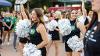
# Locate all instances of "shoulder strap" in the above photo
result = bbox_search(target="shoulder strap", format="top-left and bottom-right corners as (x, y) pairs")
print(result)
(84, 17), (89, 25)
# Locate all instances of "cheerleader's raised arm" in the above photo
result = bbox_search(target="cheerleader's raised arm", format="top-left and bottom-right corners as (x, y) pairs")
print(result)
(20, 5), (28, 19)
(76, 21), (86, 40)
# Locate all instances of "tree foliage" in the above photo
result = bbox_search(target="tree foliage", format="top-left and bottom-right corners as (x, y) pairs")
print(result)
(85, 1), (92, 13)
(29, 0), (52, 9)
(6, 0), (52, 10)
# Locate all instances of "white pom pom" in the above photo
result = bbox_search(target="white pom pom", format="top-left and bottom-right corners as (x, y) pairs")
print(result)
(58, 19), (72, 36)
(67, 35), (84, 51)
(46, 20), (58, 31)
(15, 19), (31, 38)
(23, 43), (42, 56)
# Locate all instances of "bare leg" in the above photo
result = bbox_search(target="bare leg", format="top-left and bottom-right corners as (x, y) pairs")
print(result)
(7, 31), (11, 42)
(72, 52), (80, 56)
(66, 52), (72, 56)
(2, 31), (7, 43)
(18, 42), (24, 56)
(55, 41), (61, 56)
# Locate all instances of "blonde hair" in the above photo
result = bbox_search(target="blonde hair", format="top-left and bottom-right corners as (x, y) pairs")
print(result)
(55, 10), (61, 19)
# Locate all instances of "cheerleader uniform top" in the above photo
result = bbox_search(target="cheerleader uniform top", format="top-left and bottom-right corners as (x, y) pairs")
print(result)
(29, 23), (43, 45)
(49, 19), (60, 40)
(65, 19), (80, 52)
(29, 23), (46, 56)
(65, 20), (80, 41)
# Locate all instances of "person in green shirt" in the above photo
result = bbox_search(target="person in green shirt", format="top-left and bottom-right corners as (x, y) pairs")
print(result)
(10, 14), (17, 31)
(10, 11), (18, 49)
(2, 12), (12, 45)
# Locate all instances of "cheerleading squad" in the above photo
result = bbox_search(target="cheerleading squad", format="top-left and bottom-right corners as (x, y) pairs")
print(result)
(1, 0), (100, 56)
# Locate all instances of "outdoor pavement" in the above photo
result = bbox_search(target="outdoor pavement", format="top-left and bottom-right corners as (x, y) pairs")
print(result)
(0, 33), (66, 56)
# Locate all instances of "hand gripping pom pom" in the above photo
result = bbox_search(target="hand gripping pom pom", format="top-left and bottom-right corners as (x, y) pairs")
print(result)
(58, 19), (72, 36)
(23, 43), (42, 56)
(67, 35), (84, 51)
(46, 20), (58, 31)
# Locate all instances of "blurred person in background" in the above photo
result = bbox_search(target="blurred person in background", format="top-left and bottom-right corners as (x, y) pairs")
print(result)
(65, 10), (71, 19)
(2, 11), (12, 45)
(87, 10), (93, 22)
(45, 10), (62, 56)
(0, 12), (4, 48)
(77, 0), (89, 29)
(10, 11), (18, 50)
(58, 11), (71, 42)
(0, 12), (4, 39)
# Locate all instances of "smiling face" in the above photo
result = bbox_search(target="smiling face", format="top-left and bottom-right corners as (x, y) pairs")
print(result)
(92, 0), (100, 12)
(31, 10), (37, 21)
(70, 10), (77, 20)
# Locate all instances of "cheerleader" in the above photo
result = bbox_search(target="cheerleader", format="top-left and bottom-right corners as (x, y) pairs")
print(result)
(15, 5), (30, 56)
(77, 0), (89, 28)
(43, 12), (53, 56)
(58, 11), (71, 43)
(47, 11), (61, 56)
(64, 10), (86, 56)
(29, 8), (49, 56)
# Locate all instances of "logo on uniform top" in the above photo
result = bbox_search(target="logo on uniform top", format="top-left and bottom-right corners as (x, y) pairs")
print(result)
(30, 29), (35, 34)
(71, 25), (75, 30)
